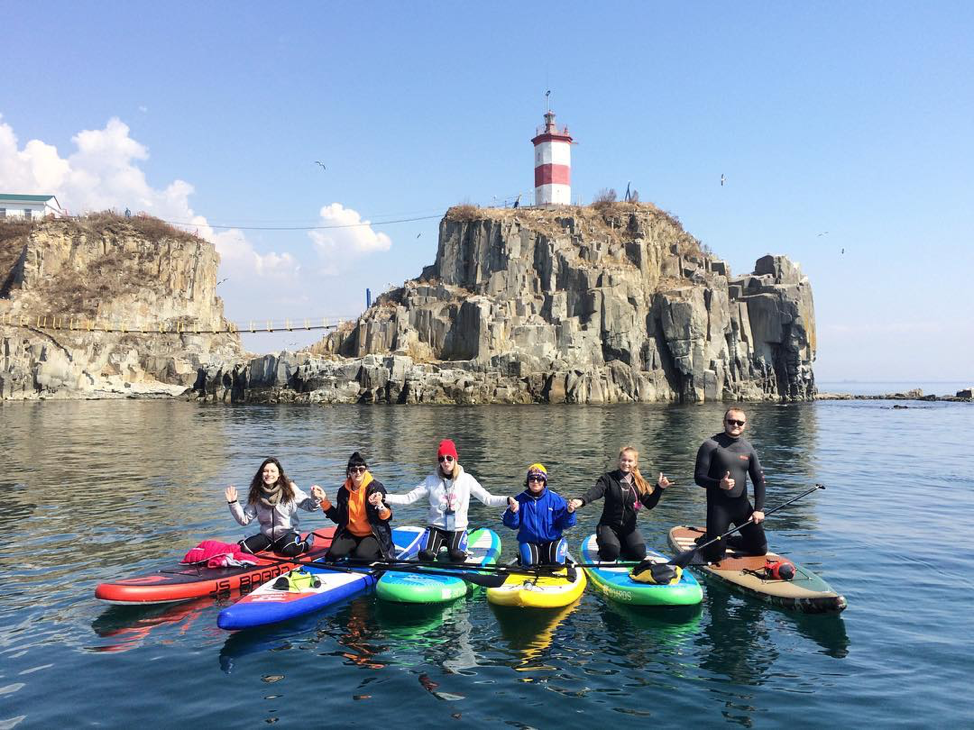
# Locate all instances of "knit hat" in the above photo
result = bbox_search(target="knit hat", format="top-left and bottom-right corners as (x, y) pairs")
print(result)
(347, 451), (368, 471)
(437, 439), (458, 460)
(525, 463), (548, 485)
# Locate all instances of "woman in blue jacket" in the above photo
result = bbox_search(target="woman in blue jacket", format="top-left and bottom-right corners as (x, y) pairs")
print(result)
(502, 463), (577, 565)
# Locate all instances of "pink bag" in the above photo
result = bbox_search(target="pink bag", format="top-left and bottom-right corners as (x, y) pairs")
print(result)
(182, 540), (259, 568)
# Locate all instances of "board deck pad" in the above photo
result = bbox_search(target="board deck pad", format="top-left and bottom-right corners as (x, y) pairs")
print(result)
(668, 525), (846, 613)
(94, 528), (337, 604)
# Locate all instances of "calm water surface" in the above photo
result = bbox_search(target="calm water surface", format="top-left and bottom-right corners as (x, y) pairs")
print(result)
(1, 400), (972, 727)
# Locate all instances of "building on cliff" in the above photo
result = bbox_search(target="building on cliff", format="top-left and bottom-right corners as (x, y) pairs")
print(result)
(0, 194), (63, 220)
(532, 112), (573, 205)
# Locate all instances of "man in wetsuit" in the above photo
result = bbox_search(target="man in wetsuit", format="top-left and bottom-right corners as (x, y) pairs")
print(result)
(694, 407), (767, 562)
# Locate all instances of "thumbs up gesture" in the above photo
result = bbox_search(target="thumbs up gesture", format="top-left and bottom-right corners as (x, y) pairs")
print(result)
(720, 471), (735, 490)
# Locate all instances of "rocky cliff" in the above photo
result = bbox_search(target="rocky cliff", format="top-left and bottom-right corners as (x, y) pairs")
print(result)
(197, 204), (815, 404)
(0, 214), (242, 399)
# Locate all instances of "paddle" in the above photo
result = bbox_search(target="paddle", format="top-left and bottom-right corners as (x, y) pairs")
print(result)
(251, 546), (509, 588)
(670, 483), (826, 568)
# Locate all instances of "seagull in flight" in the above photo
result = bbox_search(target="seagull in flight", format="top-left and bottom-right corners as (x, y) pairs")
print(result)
(217, 277), (229, 286)
(817, 231), (829, 237)
(720, 174), (725, 187)
(314, 161), (326, 170)
(416, 233), (422, 238)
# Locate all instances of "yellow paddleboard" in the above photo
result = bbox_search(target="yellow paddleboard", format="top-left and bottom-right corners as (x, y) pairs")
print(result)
(486, 561), (586, 609)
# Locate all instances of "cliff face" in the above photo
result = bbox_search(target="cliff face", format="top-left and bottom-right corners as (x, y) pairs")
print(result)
(199, 204), (814, 405)
(0, 215), (242, 399)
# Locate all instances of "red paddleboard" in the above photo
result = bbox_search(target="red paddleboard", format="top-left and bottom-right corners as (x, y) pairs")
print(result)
(94, 528), (335, 605)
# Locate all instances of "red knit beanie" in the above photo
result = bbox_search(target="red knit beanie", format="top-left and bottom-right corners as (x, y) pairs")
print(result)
(437, 439), (458, 460)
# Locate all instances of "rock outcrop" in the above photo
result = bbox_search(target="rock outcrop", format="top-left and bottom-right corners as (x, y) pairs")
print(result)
(197, 204), (815, 404)
(0, 214), (242, 399)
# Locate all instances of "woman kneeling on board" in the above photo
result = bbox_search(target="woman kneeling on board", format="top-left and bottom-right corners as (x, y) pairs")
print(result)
(311, 452), (394, 562)
(503, 463), (577, 565)
(568, 446), (672, 561)
(384, 439), (515, 562)
(225, 457), (321, 556)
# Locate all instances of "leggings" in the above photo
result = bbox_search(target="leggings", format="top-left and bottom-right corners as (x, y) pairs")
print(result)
(596, 523), (647, 561)
(703, 498), (767, 562)
(327, 532), (382, 562)
(240, 530), (311, 557)
(419, 527), (467, 563)
(519, 538), (567, 566)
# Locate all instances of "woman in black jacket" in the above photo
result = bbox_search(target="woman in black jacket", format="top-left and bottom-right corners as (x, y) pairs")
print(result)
(311, 452), (394, 561)
(569, 446), (671, 561)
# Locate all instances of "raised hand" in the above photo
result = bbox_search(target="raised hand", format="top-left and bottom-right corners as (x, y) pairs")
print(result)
(225, 486), (237, 502)
(720, 471), (735, 490)
(657, 472), (672, 489)
(507, 496), (519, 513)
(369, 492), (384, 507)
(568, 498), (583, 512)
(310, 484), (325, 501)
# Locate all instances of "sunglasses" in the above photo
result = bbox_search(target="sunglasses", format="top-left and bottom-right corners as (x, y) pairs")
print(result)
(438, 455), (455, 463)
(348, 466), (367, 474)
(726, 419), (746, 427)
(527, 475), (546, 483)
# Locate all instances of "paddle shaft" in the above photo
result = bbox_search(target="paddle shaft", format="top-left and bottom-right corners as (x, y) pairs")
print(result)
(248, 539), (507, 588)
(672, 483), (826, 567)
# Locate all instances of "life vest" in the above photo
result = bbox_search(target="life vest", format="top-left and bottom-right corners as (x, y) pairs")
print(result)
(630, 560), (682, 585)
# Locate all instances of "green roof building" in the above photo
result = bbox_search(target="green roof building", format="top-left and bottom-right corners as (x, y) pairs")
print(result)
(0, 194), (63, 220)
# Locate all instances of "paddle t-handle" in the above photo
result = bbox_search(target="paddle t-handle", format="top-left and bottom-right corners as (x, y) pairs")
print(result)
(671, 483), (826, 568)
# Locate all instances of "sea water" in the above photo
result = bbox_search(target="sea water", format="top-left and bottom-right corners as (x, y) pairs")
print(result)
(1, 399), (971, 727)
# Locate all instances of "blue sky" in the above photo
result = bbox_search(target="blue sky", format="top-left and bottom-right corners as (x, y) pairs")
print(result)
(2, 2), (972, 382)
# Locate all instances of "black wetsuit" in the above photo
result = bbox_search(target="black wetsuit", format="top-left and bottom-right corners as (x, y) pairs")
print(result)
(694, 433), (768, 562)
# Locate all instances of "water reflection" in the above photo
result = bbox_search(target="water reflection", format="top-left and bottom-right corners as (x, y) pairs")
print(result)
(490, 601), (580, 671)
(91, 599), (211, 653)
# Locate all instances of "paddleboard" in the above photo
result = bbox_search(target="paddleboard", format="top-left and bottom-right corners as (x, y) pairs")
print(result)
(668, 525), (847, 613)
(217, 526), (426, 630)
(486, 555), (586, 608)
(580, 533), (703, 607)
(94, 528), (336, 605)
(375, 528), (501, 604)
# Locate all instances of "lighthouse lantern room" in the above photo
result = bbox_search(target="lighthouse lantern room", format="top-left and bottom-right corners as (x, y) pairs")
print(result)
(532, 111), (573, 206)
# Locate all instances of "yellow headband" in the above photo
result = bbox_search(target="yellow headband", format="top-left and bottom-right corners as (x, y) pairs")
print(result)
(526, 462), (547, 475)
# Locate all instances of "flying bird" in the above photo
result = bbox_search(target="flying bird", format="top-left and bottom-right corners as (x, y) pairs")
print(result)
(217, 277), (229, 286)
(720, 174), (725, 187)
(416, 233), (422, 238)
(841, 248), (845, 254)
(817, 231), (829, 237)
(314, 161), (326, 170)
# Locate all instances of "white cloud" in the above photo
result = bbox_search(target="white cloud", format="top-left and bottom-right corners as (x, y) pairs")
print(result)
(309, 203), (392, 272)
(0, 114), (298, 282)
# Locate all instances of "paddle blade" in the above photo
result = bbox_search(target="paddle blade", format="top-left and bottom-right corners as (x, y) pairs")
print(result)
(458, 571), (508, 588)
(671, 545), (700, 569)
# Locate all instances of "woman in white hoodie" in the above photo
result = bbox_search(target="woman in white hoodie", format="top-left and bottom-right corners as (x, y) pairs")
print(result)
(381, 439), (514, 562)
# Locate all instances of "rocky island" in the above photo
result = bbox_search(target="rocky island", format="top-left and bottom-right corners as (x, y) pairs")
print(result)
(1, 204), (818, 404)
(201, 203), (816, 404)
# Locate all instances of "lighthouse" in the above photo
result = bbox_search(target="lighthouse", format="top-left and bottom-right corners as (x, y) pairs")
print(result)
(532, 111), (573, 206)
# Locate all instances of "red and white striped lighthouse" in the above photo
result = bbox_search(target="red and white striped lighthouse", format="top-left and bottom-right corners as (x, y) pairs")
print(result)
(532, 111), (573, 206)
